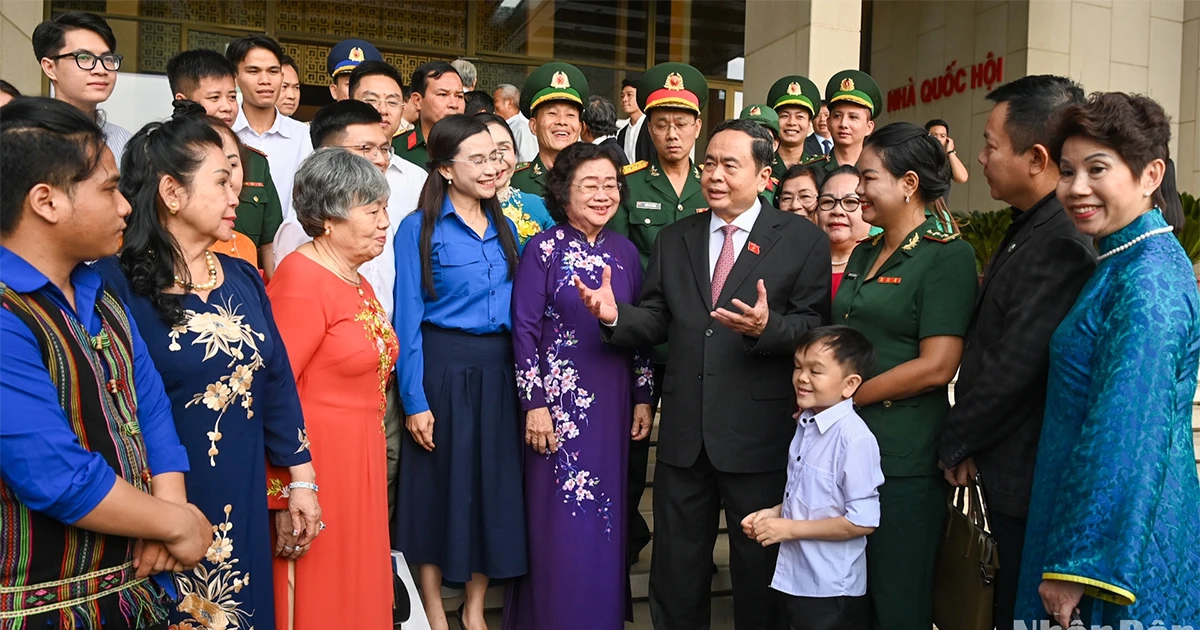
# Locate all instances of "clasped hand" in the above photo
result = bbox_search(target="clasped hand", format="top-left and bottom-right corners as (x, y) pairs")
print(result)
(133, 503), (213, 578)
(740, 505), (792, 546)
(711, 279), (770, 337)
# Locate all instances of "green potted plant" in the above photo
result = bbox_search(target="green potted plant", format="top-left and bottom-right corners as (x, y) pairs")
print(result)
(952, 209), (1013, 278)
(1177, 192), (1200, 269)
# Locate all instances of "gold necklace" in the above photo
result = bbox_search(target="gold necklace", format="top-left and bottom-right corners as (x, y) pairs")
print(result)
(315, 239), (364, 297)
(174, 251), (218, 291)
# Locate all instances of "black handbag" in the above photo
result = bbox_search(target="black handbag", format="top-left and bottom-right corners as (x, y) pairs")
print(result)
(933, 475), (999, 630)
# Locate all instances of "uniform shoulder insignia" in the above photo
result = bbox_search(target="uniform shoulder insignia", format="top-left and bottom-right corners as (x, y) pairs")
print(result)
(514, 162), (531, 172)
(696, 207), (709, 213)
(800, 154), (829, 166)
(244, 145), (268, 158)
(623, 160), (649, 175)
(766, 177), (778, 191)
(870, 233), (884, 246)
(922, 229), (960, 243)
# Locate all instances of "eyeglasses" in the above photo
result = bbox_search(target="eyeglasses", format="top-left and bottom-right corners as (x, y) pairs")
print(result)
(340, 144), (394, 159)
(450, 152), (506, 167)
(573, 182), (623, 196)
(817, 195), (861, 212)
(360, 96), (404, 110)
(650, 120), (696, 135)
(778, 192), (817, 207)
(48, 51), (122, 72)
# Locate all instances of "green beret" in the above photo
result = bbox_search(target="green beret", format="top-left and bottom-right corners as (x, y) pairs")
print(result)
(825, 70), (882, 119)
(520, 62), (589, 118)
(637, 62), (708, 114)
(738, 104), (779, 138)
(766, 76), (821, 116)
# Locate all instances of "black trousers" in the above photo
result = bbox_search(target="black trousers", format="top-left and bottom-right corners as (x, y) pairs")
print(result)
(648, 447), (787, 630)
(780, 593), (870, 630)
(626, 362), (663, 567)
(990, 510), (1027, 630)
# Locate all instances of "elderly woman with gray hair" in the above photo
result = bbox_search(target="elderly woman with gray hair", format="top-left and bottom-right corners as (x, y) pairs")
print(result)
(267, 147), (399, 629)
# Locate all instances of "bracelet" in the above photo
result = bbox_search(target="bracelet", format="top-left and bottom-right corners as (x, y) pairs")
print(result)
(287, 481), (318, 493)
(947, 149), (956, 155)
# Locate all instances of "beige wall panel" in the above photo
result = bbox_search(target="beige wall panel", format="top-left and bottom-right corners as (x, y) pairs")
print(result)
(968, 110), (995, 212)
(1150, 17), (1184, 125)
(807, 22), (860, 91)
(1181, 17), (1198, 121)
(1028, 0), (1072, 53)
(1186, 0), (1200, 22)
(1, 0), (44, 96)
(1151, 0), (1184, 22)
(1184, 120), (1200, 192)
(919, 0), (946, 35)
(873, 0), (895, 53)
(1007, 0), (1030, 55)
(1111, 0), (1151, 65)
(944, 1), (977, 63)
(745, 0), (809, 55)
(1027, 48), (1072, 77)
(814, 0), (861, 32)
(742, 30), (804, 103)
(1069, 2), (1113, 90)
(1078, 0), (1113, 7)
(1110, 60), (1149, 93)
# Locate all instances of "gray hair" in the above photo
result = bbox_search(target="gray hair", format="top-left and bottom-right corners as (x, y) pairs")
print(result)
(495, 83), (520, 106)
(583, 95), (619, 137)
(292, 148), (389, 238)
(451, 59), (478, 90)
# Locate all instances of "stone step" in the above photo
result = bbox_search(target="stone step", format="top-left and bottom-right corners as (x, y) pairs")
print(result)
(629, 532), (734, 601)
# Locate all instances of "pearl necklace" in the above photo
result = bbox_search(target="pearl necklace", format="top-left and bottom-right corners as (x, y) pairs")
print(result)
(831, 259), (849, 267)
(174, 251), (218, 291)
(1096, 226), (1174, 261)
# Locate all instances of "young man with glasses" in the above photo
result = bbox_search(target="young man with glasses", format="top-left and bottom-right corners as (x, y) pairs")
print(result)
(166, 48), (284, 277)
(33, 11), (132, 164)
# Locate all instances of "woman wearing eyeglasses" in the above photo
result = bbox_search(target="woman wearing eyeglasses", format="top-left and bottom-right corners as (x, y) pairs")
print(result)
(816, 165), (873, 295)
(505, 142), (653, 630)
(392, 114), (527, 630)
(478, 113), (556, 252)
(775, 163), (825, 221)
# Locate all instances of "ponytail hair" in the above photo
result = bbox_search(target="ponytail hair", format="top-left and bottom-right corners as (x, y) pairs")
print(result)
(416, 114), (519, 298)
(118, 114), (224, 325)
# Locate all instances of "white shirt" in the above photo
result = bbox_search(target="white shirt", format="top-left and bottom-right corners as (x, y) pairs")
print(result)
(817, 134), (833, 155)
(505, 112), (540, 164)
(273, 156), (427, 320)
(622, 114), (646, 163)
(233, 106), (314, 223)
(771, 399), (884, 598)
(100, 117), (132, 166)
(708, 200), (762, 279)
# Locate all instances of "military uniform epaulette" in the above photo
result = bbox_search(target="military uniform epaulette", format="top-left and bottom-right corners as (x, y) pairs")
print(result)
(923, 229), (959, 243)
(801, 154), (830, 166)
(245, 145), (268, 158)
(515, 162), (531, 172)
(766, 177), (778, 192)
(623, 160), (649, 175)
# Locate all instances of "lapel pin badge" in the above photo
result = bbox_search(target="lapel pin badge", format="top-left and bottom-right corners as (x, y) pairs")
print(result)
(747, 242), (760, 255)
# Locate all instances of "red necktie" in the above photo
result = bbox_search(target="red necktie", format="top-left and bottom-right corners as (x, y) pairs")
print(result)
(711, 224), (738, 307)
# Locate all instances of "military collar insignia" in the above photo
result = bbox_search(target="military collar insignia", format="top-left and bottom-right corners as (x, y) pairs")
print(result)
(650, 164), (660, 177)
(841, 77), (855, 92)
(407, 132), (418, 150)
(349, 47), (365, 62)
(551, 71), (570, 90)
(902, 231), (921, 251)
(664, 72), (685, 91)
(532, 162), (543, 176)
(692, 165), (701, 179)
(787, 82), (802, 95)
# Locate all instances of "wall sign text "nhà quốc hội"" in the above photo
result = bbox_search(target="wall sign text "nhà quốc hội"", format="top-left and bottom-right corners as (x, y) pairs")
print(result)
(886, 52), (1005, 113)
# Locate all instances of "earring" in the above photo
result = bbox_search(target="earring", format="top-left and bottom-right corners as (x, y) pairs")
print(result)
(446, 177), (453, 184)
(905, 195), (910, 203)
(1143, 192), (1151, 198)
(324, 226), (332, 236)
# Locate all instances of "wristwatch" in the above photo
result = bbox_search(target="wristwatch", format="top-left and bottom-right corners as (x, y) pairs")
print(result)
(947, 149), (957, 155)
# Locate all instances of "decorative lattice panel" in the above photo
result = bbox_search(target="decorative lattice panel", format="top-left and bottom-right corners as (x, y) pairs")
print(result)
(382, 52), (438, 85)
(281, 42), (331, 87)
(476, 0), (527, 55)
(140, 0), (265, 29)
(138, 21), (181, 73)
(188, 30), (239, 54)
(476, 64), (529, 94)
(49, 0), (107, 14)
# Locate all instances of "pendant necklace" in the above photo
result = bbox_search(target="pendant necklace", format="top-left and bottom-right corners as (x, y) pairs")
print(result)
(315, 240), (364, 297)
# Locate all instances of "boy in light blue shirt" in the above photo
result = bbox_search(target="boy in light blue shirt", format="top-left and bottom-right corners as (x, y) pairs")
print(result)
(741, 325), (884, 630)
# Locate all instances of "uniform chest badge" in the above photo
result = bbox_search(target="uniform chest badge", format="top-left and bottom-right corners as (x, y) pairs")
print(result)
(636, 201), (662, 210)
(747, 242), (760, 255)
(878, 276), (902, 284)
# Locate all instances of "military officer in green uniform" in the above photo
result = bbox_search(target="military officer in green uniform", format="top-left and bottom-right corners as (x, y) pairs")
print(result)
(831, 122), (978, 630)
(823, 69), (883, 173)
(236, 145), (284, 273)
(738, 104), (782, 205)
(508, 62), (589, 197)
(766, 75), (825, 182)
(392, 61), (465, 170)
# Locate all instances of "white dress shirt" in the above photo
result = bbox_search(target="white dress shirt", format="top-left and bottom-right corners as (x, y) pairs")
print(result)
(100, 117), (132, 166)
(622, 114), (646, 163)
(771, 398), (884, 598)
(233, 106), (314, 223)
(272, 156), (427, 320)
(505, 112), (540, 164)
(818, 135), (833, 156)
(708, 200), (762, 279)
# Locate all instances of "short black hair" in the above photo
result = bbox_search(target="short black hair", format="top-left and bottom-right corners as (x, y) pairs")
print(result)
(621, 78), (638, 90)
(0, 80), (21, 100)
(465, 90), (494, 115)
(280, 54), (300, 77)
(780, 162), (827, 193)
(924, 118), (949, 133)
(349, 60), (403, 99)
(1, 97), (107, 236)
(309, 99), (383, 148)
(543, 142), (628, 224)
(795, 325), (876, 379)
(225, 35), (284, 68)
(402, 84), (412, 100)
(708, 118), (775, 171)
(986, 75), (1085, 154)
(33, 12), (117, 61)
(166, 49), (236, 96)
(410, 61), (459, 97)
(582, 95), (619, 137)
(822, 164), (860, 186)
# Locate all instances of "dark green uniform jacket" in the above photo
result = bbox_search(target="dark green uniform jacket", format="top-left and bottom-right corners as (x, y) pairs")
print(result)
(236, 147), (284, 266)
(509, 154), (549, 198)
(392, 125), (429, 171)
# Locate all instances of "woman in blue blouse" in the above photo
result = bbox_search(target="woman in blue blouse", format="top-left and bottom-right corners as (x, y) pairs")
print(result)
(93, 111), (321, 630)
(478, 113), (555, 251)
(393, 114), (527, 630)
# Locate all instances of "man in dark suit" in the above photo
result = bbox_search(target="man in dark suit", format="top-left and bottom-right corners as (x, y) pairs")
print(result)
(578, 119), (830, 630)
(940, 75), (1095, 630)
(582, 94), (628, 166)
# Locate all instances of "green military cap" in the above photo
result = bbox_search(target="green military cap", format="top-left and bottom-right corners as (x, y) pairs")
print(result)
(738, 104), (779, 138)
(825, 70), (882, 119)
(520, 62), (590, 118)
(766, 75), (821, 116)
(638, 62), (708, 114)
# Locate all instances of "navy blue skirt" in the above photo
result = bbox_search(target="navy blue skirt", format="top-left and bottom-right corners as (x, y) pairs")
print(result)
(393, 325), (528, 583)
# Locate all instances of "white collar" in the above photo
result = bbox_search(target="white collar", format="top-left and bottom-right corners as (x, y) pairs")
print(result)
(797, 398), (855, 434)
(234, 106), (289, 137)
(505, 112), (526, 125)
(591, 135), (615, 145)
(709, 199), (762, 235)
